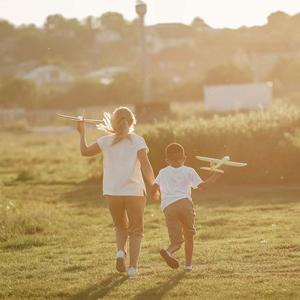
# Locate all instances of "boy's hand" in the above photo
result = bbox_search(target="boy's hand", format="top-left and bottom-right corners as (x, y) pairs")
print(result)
(152, 191), (160, 202)
(151, 183), (160, 202)
(199, 171), (222, 190)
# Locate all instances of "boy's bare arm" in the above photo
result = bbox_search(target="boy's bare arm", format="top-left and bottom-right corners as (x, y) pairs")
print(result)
(198, 172), (221, 190)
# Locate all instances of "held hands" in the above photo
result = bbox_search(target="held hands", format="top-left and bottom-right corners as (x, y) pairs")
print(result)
(151, 183), (160, 202)
(152, 191), (160, 202)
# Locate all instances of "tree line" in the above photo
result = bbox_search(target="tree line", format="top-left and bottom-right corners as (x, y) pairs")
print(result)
(0, 11), (300, 108)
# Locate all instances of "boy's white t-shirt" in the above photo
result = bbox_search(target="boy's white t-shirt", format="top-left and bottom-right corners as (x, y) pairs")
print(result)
(96, 133), (148, 196)
(154, 165), (203, 211)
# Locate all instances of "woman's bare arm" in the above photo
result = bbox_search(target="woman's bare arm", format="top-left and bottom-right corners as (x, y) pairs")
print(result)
(137, 149), (155, 186)
(77, 121), (101, 157)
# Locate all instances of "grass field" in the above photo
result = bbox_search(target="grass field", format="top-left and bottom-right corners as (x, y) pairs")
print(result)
(1, 130), (300, 300)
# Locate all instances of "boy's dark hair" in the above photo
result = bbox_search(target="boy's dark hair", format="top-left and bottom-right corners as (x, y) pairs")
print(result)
(165, 143), (186, 162)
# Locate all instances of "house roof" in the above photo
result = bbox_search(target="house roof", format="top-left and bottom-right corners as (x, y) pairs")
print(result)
(148, 23), (194, 38)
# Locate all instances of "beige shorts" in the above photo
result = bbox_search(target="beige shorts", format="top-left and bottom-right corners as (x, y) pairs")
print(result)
(163, 198), (196, 246)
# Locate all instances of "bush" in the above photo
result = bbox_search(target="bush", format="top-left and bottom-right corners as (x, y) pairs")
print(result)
(139, 104), (300, 185)
(0, 200), (55, 242)
(203, 64), (253, 85)
(0, 78), (38, 108)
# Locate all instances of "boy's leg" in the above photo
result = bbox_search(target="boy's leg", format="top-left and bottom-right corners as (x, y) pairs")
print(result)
(107, 196), (128, 253)
(125, 196), (146, 268)
(161, 202), (184, 269)
(183, 234), (194, 267)
(164, 202), (185, 254)
(179, 200), (196, 268)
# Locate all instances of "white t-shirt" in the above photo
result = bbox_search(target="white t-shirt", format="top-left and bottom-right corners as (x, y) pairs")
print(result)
(154, 165), (203, 211)
(96, 133), (148, 196)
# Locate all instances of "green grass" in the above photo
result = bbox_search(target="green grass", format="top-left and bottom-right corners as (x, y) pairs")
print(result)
(1, 130), (300, 299)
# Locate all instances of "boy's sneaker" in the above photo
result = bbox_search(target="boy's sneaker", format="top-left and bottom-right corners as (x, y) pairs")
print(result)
(128, 266), (138, 278)
(184, 265), (193, 272)
(116, 250), (126, 273)
(159, 249), (179, 269)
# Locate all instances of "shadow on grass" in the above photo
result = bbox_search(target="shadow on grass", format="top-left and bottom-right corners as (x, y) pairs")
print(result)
(61, 176), (107, 208)
(134, 271), (186, 300)
(69, 274), (128, 300)
(1, 238), (45, 251)
(192, 185), (300, 208)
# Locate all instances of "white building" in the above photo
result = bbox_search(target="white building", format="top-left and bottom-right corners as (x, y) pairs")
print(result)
(204, 82), (273, 112)
(95, 30), (122, 45)
(21, 65), (74, 87)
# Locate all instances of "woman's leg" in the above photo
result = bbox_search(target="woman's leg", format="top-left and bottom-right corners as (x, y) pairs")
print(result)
(125, 196), (146, 268)
(107, 196), (128, 252)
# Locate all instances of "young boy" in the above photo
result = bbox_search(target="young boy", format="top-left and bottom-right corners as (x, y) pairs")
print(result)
(152, 143), (220, 271)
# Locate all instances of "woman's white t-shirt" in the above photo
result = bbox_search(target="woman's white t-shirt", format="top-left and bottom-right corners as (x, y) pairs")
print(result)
(154, 165), (203, 211)
(97, 133), (148, 196)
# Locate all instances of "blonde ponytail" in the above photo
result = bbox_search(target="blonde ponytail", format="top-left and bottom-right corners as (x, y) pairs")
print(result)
(97, 107), (136, 145)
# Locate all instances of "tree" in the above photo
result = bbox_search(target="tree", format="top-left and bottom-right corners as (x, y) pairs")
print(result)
(203, 64), (253, 85)
(107, 73), (142, 103)
(43, 14), (95, 62)
(267, 11), (290, 28)
(268, 58), (300, 86)
(290, 13), (300, 27)
(99, 12), (128, 33)
(44, 14), (80, 34)
(191, 17), (210, 31)
(0, 20), (15, 38)
(0, 79), (38, 108)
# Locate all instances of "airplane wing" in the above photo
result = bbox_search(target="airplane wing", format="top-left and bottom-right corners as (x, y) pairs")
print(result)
(224, 161), (247, 167)
(195, 156), (224, 163)
(56, 113), (103, 125)
(56, 113), (80, 121)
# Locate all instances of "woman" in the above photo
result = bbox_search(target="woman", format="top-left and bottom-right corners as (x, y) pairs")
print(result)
(76, 107), (155, 278)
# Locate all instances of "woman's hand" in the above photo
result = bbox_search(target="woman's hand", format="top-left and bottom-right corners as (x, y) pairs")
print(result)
(76, 119), (85, 135)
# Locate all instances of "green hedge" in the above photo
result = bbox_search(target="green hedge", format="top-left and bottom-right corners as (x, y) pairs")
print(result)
(139, 104), (300, 185)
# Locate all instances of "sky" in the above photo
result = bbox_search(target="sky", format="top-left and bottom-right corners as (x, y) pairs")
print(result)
(0, 0), (300, 28)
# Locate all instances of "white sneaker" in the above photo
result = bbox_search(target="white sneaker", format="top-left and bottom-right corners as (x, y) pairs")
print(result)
(116, 250), (126, 273)
(116, 250), (126, 259)
(184, 265), (192, 272)
(127, 266), (138, 278)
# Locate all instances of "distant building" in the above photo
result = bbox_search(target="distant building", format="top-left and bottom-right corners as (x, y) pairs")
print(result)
(20, 65), (74, 87)
(85, 66), (128, 84)
(204, 82), (273, 112)
(95, 30), (122, 45)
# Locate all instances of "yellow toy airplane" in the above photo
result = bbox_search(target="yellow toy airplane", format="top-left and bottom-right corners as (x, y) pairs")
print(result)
(56, 113), (103, 126)
(196, 155), (247, 173)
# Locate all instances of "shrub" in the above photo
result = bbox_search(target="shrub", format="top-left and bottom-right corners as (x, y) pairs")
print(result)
(139, 104), (300, 184)
(0, 200), (55, 242)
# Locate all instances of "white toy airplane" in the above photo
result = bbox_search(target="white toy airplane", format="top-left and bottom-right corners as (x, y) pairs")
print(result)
(56, 113), (103, 126)
(195, 155), (247, 173)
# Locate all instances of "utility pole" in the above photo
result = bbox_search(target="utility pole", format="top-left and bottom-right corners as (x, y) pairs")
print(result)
(135, 0), (150, 102)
